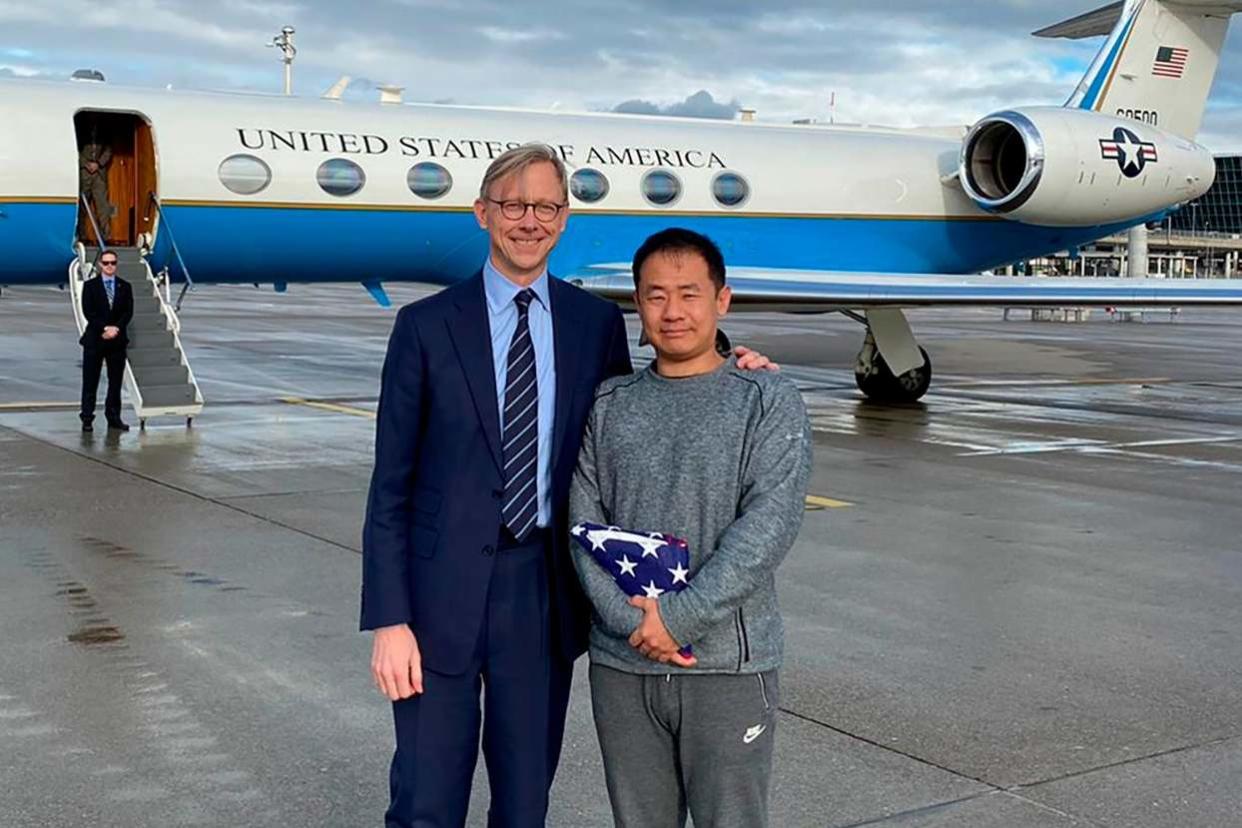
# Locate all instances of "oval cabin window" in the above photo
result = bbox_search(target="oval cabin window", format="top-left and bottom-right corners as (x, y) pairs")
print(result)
(570, 168), (610, 203)
(317, 158), (366, 197)
(218, 154), (272, 195)
(712, 172), (750, 208)
(407, 162), (453, 199)
(641, 169), (681, 207)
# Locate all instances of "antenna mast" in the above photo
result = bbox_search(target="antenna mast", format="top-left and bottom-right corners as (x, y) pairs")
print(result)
(268, 26), (297, 95)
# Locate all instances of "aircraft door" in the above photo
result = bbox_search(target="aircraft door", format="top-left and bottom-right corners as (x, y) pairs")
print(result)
(74, 111), (157, 247)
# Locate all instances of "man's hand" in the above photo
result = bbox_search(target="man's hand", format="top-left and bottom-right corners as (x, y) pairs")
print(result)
(734, 345), (779, 372)
(628, 596), (696, 668)
(371, 623), (424, 701)
(102, 326), (119, 340)
(85, 161), (99, 174)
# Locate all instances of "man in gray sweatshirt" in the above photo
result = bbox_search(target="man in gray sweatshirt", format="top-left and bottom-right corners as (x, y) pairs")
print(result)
(569, 228), (812, 828)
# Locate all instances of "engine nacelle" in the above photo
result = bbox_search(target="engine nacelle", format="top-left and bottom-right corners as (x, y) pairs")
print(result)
(958, 106), (1214, 227)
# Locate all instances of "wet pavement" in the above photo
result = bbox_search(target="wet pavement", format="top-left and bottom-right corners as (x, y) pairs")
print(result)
(2, 283), (1241, 827)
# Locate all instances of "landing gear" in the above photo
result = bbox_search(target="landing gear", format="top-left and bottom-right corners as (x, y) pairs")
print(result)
(854, 329), (932, 403)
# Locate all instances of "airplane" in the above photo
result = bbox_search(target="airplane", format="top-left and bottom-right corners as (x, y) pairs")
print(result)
(3, 0), (1242, 414)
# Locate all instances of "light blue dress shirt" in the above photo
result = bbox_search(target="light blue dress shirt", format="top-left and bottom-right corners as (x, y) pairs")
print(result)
(484, 259), (556, 528)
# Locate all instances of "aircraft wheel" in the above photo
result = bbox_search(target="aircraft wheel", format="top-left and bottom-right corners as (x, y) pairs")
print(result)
(855, 346), (932, 403)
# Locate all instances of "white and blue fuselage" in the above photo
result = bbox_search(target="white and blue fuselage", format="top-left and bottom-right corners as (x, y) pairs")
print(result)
(0, 78), (1150, 289)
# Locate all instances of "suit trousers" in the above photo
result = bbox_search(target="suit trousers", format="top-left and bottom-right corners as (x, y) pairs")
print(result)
(386, 529), (574, 828)
(80, 346), (126, 423)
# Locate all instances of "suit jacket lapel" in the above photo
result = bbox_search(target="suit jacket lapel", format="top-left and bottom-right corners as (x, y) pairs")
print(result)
(550, 277), (583, 472)
(447, 274), (504, 474)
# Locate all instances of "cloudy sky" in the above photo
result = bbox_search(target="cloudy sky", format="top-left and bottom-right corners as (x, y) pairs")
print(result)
(4, 0), (1242, 150)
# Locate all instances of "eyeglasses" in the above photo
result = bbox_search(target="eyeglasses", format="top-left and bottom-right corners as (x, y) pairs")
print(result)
(487, 199), (566, 222)
(100, 261), (118, 267)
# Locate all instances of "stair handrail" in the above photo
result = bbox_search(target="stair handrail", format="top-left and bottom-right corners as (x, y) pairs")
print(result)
(78, 193), (108, 276)
(147, 193), (195, 313)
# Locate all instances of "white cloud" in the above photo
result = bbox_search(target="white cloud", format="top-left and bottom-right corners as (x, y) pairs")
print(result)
(478, 26), (565, 44)
(0, 63), (44, 77)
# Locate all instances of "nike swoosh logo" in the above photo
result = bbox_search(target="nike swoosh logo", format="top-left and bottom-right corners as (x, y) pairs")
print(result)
(743, 724), (766, 744)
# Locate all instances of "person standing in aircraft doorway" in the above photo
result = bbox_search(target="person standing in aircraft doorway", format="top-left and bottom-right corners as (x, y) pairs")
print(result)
(361, 143), (776, 828)
(79, 123), (113, 242)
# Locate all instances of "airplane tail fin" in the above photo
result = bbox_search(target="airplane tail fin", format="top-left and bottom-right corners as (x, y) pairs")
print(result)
(1036, 0), (1242, 140)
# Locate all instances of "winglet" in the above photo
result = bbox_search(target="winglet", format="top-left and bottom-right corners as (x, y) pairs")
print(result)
(322, 75), (351, 100)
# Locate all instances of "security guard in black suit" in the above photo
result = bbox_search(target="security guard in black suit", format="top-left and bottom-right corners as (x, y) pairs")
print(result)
(79, 251), (133, 432)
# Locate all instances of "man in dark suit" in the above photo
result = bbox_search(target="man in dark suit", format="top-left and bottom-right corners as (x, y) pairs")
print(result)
(362, 144), (771, 828)
(79, 251), (133, 432)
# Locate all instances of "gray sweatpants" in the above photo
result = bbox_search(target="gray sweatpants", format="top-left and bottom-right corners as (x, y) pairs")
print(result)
(589, 664), (779, 828)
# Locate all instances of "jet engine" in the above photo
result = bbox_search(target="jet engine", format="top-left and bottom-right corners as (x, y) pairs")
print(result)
(958, 106), (1214, 227)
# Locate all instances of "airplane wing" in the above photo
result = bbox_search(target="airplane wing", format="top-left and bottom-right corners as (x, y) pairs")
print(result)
(568, 265), (1242, 312)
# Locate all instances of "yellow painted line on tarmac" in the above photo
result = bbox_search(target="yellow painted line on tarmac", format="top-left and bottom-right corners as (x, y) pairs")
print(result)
(0, 401), (77, 410)
(805, 494), (852, 510)
(281, 396), (377, 418)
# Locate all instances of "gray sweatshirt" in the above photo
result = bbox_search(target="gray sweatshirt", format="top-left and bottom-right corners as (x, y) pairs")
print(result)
(569, 357), (812, 675)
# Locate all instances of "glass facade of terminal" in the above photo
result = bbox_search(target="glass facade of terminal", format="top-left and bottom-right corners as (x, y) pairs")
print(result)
(1168, 155), (1242, 234)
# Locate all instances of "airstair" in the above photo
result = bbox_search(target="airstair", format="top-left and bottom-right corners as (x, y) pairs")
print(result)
(69, 244), (204, 428)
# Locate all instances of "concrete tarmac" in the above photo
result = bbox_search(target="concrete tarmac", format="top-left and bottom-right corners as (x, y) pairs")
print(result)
(2, 283), (1240, 827)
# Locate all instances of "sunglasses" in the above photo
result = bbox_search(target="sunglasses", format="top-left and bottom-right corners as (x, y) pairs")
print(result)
(100, 261), (118, 266)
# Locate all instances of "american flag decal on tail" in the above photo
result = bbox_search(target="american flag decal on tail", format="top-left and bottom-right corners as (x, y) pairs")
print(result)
(1153, 46), (1189, 78)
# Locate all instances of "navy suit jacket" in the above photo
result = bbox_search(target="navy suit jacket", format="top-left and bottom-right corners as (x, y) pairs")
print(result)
(79, 276), (133, 351)
(361, 272), (633, 674)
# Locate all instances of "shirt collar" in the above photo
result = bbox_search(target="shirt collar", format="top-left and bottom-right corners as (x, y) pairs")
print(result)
(483, 259), (550, 316)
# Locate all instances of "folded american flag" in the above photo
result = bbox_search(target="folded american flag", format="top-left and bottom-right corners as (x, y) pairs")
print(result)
(570, 521), (693, 658)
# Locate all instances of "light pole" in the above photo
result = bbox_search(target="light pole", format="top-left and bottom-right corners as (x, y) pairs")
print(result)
(1205, 219), (1215, 277)
(1190, 202), (1200, 276)
(269, 26), (296, 95)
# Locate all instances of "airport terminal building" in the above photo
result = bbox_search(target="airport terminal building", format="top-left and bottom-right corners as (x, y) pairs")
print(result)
(1168, 154), (1242, 235)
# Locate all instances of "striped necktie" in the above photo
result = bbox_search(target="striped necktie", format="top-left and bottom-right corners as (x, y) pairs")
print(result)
(501, 289), (540, 542)
(104, 278), (115, 307)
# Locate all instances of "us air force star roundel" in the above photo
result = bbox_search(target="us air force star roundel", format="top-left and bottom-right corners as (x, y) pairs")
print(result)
(1099, 126), (1159, 178)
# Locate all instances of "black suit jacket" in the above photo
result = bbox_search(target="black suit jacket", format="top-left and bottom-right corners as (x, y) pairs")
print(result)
(79, 276), (134, 351)
(360, 272), (633, 673)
